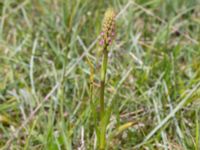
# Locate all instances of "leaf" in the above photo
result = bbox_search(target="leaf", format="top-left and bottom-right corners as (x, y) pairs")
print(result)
(0, 114), (11, 125)
(117, 121), (137, 133)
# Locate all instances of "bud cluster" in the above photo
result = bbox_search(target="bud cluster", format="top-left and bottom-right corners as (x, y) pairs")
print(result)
(99, 8), (116, 47)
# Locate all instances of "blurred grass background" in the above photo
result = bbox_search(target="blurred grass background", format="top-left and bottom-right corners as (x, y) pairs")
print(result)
(0, 0), (200, 149)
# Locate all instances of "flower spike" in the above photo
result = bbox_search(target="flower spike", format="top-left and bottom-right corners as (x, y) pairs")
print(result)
(100, 8), (116, 47)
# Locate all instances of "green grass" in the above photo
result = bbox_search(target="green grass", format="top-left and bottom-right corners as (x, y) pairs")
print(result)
(0, 0), (200, 149)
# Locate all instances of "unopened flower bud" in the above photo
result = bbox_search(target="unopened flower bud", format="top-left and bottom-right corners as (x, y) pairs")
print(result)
(99, 8), (116, 47)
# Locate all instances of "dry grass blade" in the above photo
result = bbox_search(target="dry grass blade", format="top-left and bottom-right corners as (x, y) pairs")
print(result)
(134, 82), (200, 148)
(3, 83), (60, 149)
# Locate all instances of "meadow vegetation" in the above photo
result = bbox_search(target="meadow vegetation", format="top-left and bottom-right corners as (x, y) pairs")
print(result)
(0, 0), (200, 149)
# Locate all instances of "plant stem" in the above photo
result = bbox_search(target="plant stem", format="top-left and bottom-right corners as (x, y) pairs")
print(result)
(99, 45), (108, 150)
(100, 46), (108, 118)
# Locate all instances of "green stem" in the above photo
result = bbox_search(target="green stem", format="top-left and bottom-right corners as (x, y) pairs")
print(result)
(100, 46), (108, 118)
(99, 45), (108, 150)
